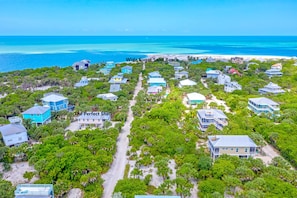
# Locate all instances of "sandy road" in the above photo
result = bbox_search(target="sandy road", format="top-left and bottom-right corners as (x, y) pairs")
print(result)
(101, 72), (143, 198)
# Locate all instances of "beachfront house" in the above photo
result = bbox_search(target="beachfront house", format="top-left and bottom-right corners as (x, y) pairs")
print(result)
(148, 71), (162, 78)
(97, 93), (118, 101)
(217, 74), (231, 85)
(148, 78), (166, 87)
(187, 92), (206, 105)
(147, 86), (163, 94)
(206, 69), (221, 79)
(15, 184), (54, 198)
(109, 73), (128, 84)
(206, 57), (216, 63)
(121, 65), (133, 74)
(178, 79), (197, 88)
(197, 109), (228, 131)
(265, 68), (283, 77)
(41, 93), (69, 112)
(0, 117), (28, 147)
(173, 66), (184, 71)
(74, 76), (89, 88)
(208, 135), (258, 160)
(105, 61), (115, 69)
(110, 84), (121, 92)
(175, 71), (188, 79)
(248, 97), (280, 116)
(77, 112), (111, 128)
(231, 57), (244, 64)
(271, 63), (282, 70)
(22, 104), (51, 125)
(72, 60), (90, 71)
(224, 81), (242, 93)
(259, 82), (285, 94)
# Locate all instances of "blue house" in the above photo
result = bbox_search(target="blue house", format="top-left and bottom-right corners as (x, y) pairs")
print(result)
(121, 65), (133, 74)
(0, 117), (28, 147)
(41, 93), (69, 112)
(22, 104), (51, 125)
(105, 61), (116, 69)
(148, 71), (162, 78)
(74, 77), (89, 87)
(98, 68), (112, 75)
(206, 69), (221, 79)
(148, 78), (167, 87)
(15, 184), (54, 198)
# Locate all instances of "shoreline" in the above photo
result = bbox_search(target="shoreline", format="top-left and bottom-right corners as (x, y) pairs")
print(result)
(145, 53), (296, 61)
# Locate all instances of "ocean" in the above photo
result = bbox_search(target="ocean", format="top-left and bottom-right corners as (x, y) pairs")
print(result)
(0, 36), (297, 72)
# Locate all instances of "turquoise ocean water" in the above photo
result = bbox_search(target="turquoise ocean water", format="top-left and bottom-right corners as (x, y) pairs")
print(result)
(0, 36), (297, 72)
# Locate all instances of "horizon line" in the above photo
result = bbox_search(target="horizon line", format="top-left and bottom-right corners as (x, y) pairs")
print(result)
(1, 35), (297, 37)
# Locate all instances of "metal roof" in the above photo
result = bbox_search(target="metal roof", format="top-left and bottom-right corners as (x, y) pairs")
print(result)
(208, 135), (257, 147)
(249, 97), (279, 105)
(148, 78), (166, 83)
(41, 93), (67, 102)
(179, 79), (197, 86)
(197, 109), (227, 119)
(187, 92), (206, 101)
(0, 124), (27, 136)
(22, 105), (50, 115)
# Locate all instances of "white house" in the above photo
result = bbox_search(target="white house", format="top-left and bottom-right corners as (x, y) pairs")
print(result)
(175, 71), (188, 79)
(271, 63), (282, 70)
(147, 86), (163, 95)
(72, 60), (90, 71)
(265, 68), (283, 77)
(178, 79), (197, 88)
(97, 93), (118, 101)
(77, 112), (111, 128)
(224, 81), (242, 92)
(74, 76), (89, 87)
(217, 74), (231, 85)
(259, 82), (285, 94)
(0, 117), (28, 146)
(187, 93), (206, 105)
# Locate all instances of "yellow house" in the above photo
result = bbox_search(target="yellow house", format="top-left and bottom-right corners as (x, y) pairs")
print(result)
(208, 135), (258, 160)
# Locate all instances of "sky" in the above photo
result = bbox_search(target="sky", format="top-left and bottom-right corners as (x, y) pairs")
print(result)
(0, 0), (297, 36)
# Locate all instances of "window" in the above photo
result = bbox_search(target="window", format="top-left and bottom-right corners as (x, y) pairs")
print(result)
(245, 148), (248, 152)
(8, 139), (12, 142)
(231, 148), (233, 150)
(236, 148), (239, 152)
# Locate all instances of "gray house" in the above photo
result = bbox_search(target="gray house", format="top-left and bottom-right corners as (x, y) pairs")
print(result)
(175, 71), (188, 79)
(72, 60), (90, 71)
(197, 109), (228, 131)
(0, 117), (28, 146)
(77, 112), (111, 128)
(259, 82), (285, 94)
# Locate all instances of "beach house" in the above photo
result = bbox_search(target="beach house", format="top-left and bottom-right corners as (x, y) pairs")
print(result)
(178, 79), (197, 88)
(77, 112), (111, 128)
(224, 81), (242, 92)
(15, 184), (54, 198)
(197, 109), (228, 131)
(217, 74), (231, 85)
(271, 63), (282, 70)
(41, 93), (69, 112)
(0, 117), (28, 147)
(208, 135), (258, 160)
(99, 68), (112, 75)
(97, 93), (118, 101)
(147, 86), (163, 94)
(206, 57), (216, 63)
(175, 71), (188, 79)
(109, 73), (128, 84)
(74, 76), (89, 88)
(105, 61), (115, 69)
(72, 60), (90, 71)
(231, 57), (244, 64)
(22, 104), (51, 125)
(259, 82), (285, 94)
(121, 65), (133, 74)
(187, 92), (206, 105)
(148, 78), (167, 87)
(168, 61), (181, 67)
(265, 68), (283, 77)
(248, 97), (280, 116)
(148, 71), (162, 78)
(206, 69), (221, 79)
